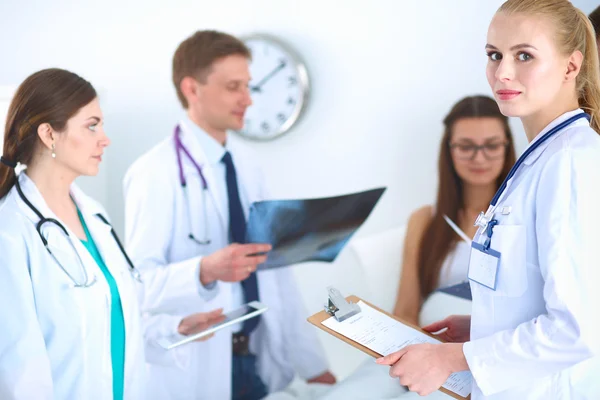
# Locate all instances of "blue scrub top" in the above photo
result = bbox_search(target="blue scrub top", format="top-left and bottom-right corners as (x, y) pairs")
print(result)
(78, 209), (125, 400)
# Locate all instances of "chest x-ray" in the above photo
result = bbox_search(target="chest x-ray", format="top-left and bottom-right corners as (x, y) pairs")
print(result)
(246, 187), (386, 270)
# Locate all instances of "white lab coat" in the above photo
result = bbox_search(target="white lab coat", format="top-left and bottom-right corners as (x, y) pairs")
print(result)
(123, 121), (329, 399)
(463, 110), (600, 399)
(0, 173), (147, 399)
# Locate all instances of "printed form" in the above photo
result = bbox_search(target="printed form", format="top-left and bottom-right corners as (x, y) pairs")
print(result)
(322, 301), (472, 398)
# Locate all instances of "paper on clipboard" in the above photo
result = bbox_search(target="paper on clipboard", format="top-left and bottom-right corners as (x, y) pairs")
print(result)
(321, 301), (472, 398)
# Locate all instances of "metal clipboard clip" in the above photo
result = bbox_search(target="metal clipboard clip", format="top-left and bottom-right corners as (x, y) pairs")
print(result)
(324, 286), (361, 322)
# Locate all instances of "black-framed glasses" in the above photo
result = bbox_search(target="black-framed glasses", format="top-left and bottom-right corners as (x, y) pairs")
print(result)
(449, 142), (509, 160)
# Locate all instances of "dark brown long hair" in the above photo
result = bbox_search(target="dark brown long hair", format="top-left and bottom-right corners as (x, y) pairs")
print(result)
(417, 95), (516, 298)
(0, 68), (96, 199)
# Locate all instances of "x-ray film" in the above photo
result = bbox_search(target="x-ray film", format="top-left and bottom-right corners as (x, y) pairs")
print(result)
(245, 187), (386, 270)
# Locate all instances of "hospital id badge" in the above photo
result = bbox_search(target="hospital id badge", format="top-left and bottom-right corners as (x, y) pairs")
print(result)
(468, 242), (501, 290)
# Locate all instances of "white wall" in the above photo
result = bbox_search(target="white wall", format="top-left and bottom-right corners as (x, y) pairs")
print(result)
(0, 0), (595, 230)
(1, 0), (597, 379)
(0, 86), (16, 155)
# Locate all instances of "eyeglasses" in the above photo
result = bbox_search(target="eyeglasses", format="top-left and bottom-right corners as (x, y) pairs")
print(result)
(449, 142), (508, 160)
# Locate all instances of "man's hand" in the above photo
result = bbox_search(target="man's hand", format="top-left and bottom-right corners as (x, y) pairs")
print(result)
(178, 308), (226, 341)
(307, 371), (336, 385)
(200, 243), (272, 285)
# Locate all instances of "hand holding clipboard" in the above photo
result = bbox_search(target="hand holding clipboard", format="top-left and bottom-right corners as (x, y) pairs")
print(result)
(308, 288), (472, 399)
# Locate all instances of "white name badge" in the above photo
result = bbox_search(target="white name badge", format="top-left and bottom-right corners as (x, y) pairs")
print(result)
(468, 242), (501, 290)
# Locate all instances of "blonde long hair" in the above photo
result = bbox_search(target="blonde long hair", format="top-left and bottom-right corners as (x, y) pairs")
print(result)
(499, 0), (600, 133)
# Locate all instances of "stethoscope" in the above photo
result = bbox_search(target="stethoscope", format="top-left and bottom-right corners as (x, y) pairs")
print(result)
(474, 112), (590, 249)
(174, 124), (212, 245)
(15, 178), (142, 288)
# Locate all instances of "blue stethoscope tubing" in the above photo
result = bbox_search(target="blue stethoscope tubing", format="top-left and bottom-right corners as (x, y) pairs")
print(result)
(476, 112), (590, 249)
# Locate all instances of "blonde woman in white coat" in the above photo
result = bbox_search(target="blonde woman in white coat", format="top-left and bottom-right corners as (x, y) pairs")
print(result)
(378, 1), (600, 399)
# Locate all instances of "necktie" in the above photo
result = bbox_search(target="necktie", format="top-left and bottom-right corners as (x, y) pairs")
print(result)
(221, 151), (260, 335)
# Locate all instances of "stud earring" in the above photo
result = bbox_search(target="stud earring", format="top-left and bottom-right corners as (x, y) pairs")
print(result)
(51, 143), (56, 159)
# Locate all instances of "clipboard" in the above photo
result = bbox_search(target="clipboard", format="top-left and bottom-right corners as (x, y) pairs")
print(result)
(308, 288), (471, 400)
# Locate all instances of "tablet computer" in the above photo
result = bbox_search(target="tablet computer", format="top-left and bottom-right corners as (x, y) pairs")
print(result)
(156, 301), (268, 350)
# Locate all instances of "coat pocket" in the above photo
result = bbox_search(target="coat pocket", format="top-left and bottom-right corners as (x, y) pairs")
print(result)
(473, 224), (528, 297)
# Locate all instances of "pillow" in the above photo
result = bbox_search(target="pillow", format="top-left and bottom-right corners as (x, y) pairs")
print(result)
(349, 225), (406, 313)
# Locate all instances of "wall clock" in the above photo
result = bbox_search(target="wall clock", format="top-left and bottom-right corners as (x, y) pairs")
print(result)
(237, 34), (310, 141)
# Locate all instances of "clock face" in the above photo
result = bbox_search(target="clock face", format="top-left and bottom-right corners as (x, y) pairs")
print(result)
(238, 35), (309, 141)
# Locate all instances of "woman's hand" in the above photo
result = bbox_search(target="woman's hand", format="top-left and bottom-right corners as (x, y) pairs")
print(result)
(376, 343), (468, 396)
(307, 371), (337, 385)
(422, 315), (471, 343)
(178, 308), (226, 341)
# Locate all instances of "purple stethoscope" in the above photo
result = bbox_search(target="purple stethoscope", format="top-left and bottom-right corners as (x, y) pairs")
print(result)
(174, 124), (211, 245)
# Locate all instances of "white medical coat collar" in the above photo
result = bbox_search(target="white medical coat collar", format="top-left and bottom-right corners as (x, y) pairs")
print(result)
(12, 172), (116, 287)
(14, 172), (106, 227)
(16, 172), (134, 276)
(176, 120), (252, 228)
(180, 116), (228, 166)
(177, 120), (230, 227)
(522, 108), (586, 166)
(480, 109), (587, 219)
(14, 173), (115, 268)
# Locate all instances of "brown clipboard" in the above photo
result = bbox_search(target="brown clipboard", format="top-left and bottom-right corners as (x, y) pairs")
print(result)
(307, 295), (471, 400)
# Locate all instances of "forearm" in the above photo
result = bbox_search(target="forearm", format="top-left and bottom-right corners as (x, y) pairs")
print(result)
(395, 310), (419, 327)
(393, 294), (421, 326)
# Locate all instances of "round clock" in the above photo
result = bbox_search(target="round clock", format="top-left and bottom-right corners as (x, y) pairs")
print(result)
(237, 33), (310, 141)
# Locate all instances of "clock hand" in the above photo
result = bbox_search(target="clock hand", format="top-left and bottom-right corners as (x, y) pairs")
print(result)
(250, 60), (286, 93)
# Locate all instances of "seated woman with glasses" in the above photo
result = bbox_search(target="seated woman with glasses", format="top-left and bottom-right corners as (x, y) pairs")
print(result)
(393, 94), (516, 327)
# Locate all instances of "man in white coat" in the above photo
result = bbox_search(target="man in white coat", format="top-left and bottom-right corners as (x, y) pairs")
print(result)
(123, 30), (335, 399)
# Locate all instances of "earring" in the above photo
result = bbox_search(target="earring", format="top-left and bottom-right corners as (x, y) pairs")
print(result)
(51, 143), (56, 159)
